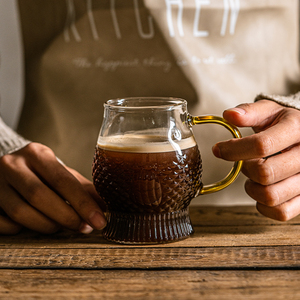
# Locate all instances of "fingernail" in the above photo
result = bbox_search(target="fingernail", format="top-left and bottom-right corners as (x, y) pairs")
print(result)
(79, 222), (94, 234)
(226, 107), (246, 115)
(212, 145), (221, 158)
(89, 211), (107, 230)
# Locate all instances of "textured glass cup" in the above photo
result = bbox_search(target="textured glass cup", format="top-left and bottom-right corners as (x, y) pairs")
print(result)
(92, 97), (242, 244)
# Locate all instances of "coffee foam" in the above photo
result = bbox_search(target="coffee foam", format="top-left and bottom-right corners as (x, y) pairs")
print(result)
(97, 135), (196, 153)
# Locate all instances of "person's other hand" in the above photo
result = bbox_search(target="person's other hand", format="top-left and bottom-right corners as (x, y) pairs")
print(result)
(212, 100), (300, 221)
(0, 143), (106, 235)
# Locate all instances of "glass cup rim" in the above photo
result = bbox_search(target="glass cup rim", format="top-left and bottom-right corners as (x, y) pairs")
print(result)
(104, 97), (187, 110)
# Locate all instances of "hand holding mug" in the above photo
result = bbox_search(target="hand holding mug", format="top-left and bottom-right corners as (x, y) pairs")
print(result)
(213, 100), (300, 222)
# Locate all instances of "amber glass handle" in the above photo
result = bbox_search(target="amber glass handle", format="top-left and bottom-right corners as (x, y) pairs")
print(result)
(189, 115), (243, 195)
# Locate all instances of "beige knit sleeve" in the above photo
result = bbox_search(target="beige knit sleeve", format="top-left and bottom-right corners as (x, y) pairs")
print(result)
(255, 91), (300, 110)
(0, 117), (30, 156)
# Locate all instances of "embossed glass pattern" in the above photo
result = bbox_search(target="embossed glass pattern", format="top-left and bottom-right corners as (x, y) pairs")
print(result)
(92, 97), (242, 244)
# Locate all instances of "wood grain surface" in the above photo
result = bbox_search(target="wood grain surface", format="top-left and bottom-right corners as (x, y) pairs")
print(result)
(1, 206), (299, 299)
(1, 206), (300, 269)
(0, 269), (300, 300)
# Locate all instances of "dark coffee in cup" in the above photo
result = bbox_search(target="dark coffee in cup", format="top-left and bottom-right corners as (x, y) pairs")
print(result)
(92, 135), (202, 243)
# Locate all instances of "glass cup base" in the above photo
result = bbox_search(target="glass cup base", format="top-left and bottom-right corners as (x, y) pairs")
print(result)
(102, 208), (194, 244)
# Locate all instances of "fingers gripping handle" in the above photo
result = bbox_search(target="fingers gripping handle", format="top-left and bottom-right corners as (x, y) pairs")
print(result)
(189, 115), (243, 195)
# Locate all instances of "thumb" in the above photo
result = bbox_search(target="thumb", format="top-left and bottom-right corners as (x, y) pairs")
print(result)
(223, 100), (282, 130)
(213, 100), (297, 161)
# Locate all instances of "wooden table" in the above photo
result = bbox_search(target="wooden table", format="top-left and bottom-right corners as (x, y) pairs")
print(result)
(0, 205), (300, 299)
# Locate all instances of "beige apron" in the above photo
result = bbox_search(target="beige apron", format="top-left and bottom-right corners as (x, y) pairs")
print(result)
(17, 0), (300, 205)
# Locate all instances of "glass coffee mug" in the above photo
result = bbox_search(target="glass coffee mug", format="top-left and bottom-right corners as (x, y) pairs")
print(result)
(92, 97), (242, 244)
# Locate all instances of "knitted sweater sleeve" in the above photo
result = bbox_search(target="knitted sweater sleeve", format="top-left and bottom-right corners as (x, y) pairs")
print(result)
(0, 117), (30, 157)
(255, 91), (300, 110)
